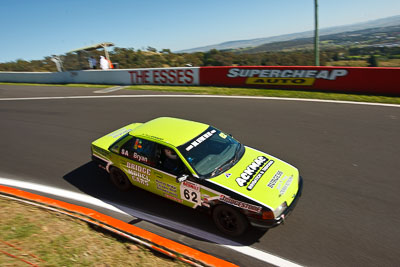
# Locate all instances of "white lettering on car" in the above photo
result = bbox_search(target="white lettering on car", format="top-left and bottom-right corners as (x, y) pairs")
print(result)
(236, 156), (268, 187)
(185, 129), (216, 151)
(278, 175), (294, 197)
(267, 170), (283, 189)
(126, 162), (151, 175)
(247, 160), (274, 191)
(133, 152), (148, 163)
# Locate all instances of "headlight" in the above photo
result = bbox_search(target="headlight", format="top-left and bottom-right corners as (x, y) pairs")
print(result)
(274, 201), (288, 217)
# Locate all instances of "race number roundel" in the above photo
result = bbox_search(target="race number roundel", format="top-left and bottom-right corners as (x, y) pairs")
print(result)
(180, 181), (201, 205)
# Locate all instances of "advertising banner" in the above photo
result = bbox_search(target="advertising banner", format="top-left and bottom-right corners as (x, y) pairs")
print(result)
(128, 67), (199, 85)
(199, 66), (400, 95)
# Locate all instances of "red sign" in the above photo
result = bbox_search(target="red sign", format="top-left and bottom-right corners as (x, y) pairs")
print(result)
(199, 66), (400, 95)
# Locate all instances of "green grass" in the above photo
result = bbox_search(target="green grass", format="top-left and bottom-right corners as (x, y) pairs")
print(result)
(1, 82), (399, 105)
(0, 197), (187, 266)
(123, 85), (400, 105)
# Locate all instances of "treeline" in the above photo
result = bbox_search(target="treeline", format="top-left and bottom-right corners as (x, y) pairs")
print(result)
(0, 46), (398, 72)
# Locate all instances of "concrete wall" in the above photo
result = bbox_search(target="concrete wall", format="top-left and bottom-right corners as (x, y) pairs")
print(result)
(0, 68), (200, 86)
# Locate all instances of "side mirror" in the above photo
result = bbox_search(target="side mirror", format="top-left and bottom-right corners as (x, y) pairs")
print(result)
(176, 174), (189, 183)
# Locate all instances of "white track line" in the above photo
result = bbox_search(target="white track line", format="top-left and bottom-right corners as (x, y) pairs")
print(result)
(94, 86), (128, 93)
(0, 177), (303, 267)
(0, 94), (398, 107)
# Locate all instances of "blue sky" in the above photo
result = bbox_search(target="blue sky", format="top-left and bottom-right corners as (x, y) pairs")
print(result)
(1, 0), (399, 62)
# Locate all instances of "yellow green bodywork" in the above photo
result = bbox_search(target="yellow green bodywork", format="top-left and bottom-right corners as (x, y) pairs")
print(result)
(91, 117), (301, 221)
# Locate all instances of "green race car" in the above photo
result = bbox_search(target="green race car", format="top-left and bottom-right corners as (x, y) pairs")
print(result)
(91, 117), (302, 236)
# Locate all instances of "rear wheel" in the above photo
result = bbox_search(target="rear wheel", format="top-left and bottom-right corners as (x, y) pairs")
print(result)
(212, 205), (249, 236)
(110, 168), (131, 191)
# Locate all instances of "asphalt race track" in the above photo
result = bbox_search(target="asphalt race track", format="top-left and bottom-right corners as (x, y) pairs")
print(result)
(1, 84), (399, 266)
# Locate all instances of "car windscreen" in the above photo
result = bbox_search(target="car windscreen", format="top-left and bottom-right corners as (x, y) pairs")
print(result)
(177, 126), (244, 179)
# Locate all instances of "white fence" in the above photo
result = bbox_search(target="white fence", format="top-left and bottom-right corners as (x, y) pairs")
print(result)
(0, 68), (200, 86)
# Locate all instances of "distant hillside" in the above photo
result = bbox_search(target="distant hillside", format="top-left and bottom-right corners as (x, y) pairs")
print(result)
(237, 25), (400, 53)
(177, 15), (400, 53)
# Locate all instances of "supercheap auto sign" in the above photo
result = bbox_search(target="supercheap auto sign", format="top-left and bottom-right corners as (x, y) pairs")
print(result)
(199, 66), (400, 95)
(227, 68), (348, 86)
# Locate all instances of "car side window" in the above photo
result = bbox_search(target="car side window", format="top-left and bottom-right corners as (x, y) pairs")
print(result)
(120, 137), (157, 167)
(158, 145), (185, 176)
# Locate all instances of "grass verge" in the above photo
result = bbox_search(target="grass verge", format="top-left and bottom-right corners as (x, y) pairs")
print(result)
(0, 196), (187, 267)
(124, 85), (400, 105)
(1, 82), (399, 105)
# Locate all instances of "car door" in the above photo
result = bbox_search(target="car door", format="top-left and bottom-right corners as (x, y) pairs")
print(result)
(116, 136), (158, 191)
(154, 144), (203, 208)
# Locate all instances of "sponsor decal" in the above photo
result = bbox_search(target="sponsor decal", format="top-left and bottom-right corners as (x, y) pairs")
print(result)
(225, 173), (232, 178)
(182, 181), (200, 191)
(219, 195), (262, 213)
(180, 181), (201, 205)
(156, 180), (178, 198)
(126, 162), (151, 175)
(109, 128), (130, 138)
(185, 129), (217, 151)
(126, 162), (151, 186)
(121, 149), (129, 157)
(227, 68), (349, 86)
(164, 194), (183, 203)
(143, 134), (164, 141)
(130, 175), (150, 186)
(134, 139), (142, 149)
(236, 156), (268, 187)
(267, 170), (283, 189)
(247, 160), (274, 191)
(277, 175), (294, 197)
(133, 152), (148, 163)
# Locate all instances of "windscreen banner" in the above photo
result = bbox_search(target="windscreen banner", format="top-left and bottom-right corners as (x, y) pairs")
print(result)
(199, 66), (400, 95)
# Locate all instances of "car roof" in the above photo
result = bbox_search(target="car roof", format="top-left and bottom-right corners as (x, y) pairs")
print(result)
(130, 117), (210, 147)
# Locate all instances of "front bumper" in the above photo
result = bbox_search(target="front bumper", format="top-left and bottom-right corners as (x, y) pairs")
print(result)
(248, 175), (303, 229)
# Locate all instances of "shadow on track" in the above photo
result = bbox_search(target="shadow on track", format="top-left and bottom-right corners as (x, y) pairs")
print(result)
(63, 161), (268, 245)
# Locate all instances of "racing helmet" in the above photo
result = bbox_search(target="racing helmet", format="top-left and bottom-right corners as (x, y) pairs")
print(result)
(164, 148), (178, 160)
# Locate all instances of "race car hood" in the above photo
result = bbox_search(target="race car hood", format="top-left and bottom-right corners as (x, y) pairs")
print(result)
(208, 146), (300, 211)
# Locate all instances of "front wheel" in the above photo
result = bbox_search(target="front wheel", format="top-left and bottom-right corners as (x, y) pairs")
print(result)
(212, 205), (249, 236)
(110, 168), (131, 191)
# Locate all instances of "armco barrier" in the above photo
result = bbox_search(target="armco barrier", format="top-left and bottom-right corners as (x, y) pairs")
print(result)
(0, 66), (399, 95)
(199, 66), (400, 95)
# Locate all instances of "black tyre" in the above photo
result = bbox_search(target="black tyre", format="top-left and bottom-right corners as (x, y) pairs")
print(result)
(212, 205), (249, 237)
(110, 168), (132, 191)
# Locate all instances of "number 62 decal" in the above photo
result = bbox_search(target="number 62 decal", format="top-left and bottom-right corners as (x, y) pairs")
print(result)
(180, 181), (201, 205)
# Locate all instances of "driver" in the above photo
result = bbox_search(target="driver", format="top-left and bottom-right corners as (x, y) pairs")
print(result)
(162, 147), (183, 175)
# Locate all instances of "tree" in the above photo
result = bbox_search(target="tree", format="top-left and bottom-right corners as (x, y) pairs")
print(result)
(367, 55), (379, 67)
(146, 46), (157, 53)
